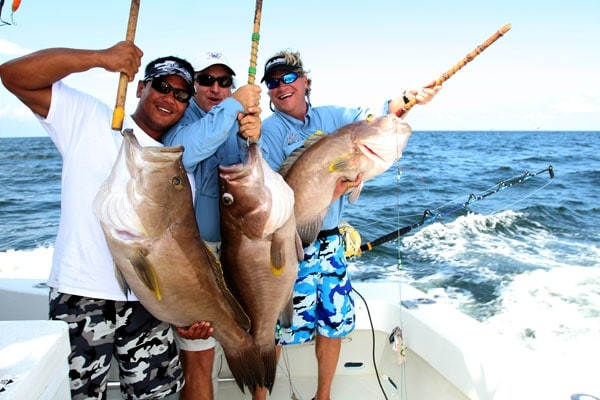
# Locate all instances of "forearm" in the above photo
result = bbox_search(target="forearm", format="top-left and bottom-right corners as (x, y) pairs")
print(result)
(387, 86), (442, 118)
(0, 41), (142, 117)
(167, 104), (241, 170)
(1, 48), (104, 91)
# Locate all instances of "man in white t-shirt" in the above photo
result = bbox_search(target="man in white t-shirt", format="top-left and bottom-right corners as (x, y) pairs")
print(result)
(0, 41), (205, 399)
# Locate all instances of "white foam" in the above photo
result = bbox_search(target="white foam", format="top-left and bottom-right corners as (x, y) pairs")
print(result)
(0, 246), (53, 279)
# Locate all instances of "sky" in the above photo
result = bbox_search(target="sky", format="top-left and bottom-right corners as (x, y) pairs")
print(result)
(0, 0), (599, 137)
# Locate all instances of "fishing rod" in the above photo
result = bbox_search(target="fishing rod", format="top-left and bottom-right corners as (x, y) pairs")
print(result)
(396, 23), (512, 117)
(344, 165), (554, 258)
(247, 0), (263, 84)
(111, 0), (140, 131)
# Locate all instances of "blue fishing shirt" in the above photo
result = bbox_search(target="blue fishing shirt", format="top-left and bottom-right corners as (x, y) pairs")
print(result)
(260, 103), (376, 231)
(163, 97), (253, 242)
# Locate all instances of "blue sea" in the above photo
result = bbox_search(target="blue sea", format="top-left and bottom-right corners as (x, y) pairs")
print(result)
(1, 131), (599, 392)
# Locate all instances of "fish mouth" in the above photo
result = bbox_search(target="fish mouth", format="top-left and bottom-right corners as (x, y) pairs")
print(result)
(219, 144), (259, 179)
(97, 192), (148, 243)
(247, 143), (259, 163)
(356, 116), (412, 164)
(358, 143), (384, 161)
(111, 227), (145, 243)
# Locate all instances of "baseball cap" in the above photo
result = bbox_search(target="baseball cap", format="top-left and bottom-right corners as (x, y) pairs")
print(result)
(261, 54), (302, 82)
(193, 51), (236, 75)
(143, 57), (194, 92)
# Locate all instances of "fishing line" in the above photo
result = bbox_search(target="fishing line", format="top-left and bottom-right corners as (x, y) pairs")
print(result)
(395, 165), (409, 400)
(341, 165), (555, 399)
(346, 165), (555, 256)
(486, 172), (555, 216)
(278, 344), (302, 399)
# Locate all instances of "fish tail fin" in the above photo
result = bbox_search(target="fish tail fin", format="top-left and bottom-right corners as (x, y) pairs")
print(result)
(260, 344), (277, 393)
(223, 344), (265, 394)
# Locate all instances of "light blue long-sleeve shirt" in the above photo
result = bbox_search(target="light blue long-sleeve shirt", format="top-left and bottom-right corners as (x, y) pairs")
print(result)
(162, 97), (254, 241)
(260, 103), (374, 231)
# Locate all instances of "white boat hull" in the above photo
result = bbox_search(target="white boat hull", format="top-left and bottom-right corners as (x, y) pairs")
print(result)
(0, 278), (576, 399)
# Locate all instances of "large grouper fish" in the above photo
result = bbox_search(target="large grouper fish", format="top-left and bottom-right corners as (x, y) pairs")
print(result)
(279, 114), (413, 243)
(92, 129), (263, 393)
(219, 143), (303, 392)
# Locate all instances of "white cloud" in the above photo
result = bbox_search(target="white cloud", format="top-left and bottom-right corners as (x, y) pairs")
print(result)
(1, 103), (33, 119)
(552, 95), (600, 113)
(0, 38), (29, 56)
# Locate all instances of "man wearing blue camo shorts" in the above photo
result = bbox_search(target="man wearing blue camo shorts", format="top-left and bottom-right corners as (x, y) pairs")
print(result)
(258, 50), (440, 400)
(278, 232), (355, 346)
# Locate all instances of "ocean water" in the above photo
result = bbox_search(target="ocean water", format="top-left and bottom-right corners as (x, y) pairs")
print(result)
(1, 131), (599, 392)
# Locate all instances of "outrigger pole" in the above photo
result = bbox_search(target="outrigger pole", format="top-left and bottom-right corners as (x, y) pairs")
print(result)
(348, 165), (554, 257)
(396, 23), (512, 117)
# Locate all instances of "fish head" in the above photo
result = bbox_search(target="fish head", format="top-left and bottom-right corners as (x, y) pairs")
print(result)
(219, 144), (295, 239)
(128, 139), (190, 237)
(351, 114), (412, 178)
(93, 130), (191, 243)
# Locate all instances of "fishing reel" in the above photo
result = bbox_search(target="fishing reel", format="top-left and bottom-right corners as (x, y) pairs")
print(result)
(339, 221), (362, 259)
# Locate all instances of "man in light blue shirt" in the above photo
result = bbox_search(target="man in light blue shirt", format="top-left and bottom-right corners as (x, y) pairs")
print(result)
(257, 49), (440, 400)
(162, 51), (262, 400)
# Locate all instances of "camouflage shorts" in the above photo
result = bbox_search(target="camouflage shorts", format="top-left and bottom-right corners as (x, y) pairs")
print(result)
(276, 230), (356, 345)
(49, 289), (184, 399)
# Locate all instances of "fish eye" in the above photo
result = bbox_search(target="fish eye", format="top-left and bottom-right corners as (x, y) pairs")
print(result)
(222, 193), (234, 206)
(172, 176), (184, 190)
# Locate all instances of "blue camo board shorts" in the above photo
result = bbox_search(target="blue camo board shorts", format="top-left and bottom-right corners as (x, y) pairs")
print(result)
(49, 289), (184, 400)
(276, 231), (356, 345)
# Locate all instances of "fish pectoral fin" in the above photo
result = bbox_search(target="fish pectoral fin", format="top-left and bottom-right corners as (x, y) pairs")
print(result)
(130, 249), (163, 301)
(328, 153), (359, 173)
(269, 236), (288, 276)
(347, 181), (364, 203)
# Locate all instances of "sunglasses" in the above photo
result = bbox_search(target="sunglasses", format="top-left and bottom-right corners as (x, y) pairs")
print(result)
(265, 72), (299, 90)
(150, 78), (192, 103)
(195, 74), (233, 88)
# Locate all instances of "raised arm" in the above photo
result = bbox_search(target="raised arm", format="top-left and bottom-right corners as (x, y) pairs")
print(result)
(0, 41), (143, 118)
(387, 85), (442, 118)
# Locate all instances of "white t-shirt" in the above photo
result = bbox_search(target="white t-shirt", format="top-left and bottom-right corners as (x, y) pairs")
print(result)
(39, 81), (161, 301)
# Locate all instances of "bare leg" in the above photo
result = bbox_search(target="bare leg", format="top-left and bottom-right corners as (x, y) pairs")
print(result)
(252, 345), (282, 400)
(314, 334), (341, 400)
(179, 348), (215, 400)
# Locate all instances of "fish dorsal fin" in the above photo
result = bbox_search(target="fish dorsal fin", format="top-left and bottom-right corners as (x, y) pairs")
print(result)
(205, 243), (252, 330)
(297, 208), (328, 244)
(279, 130), (328, 177)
